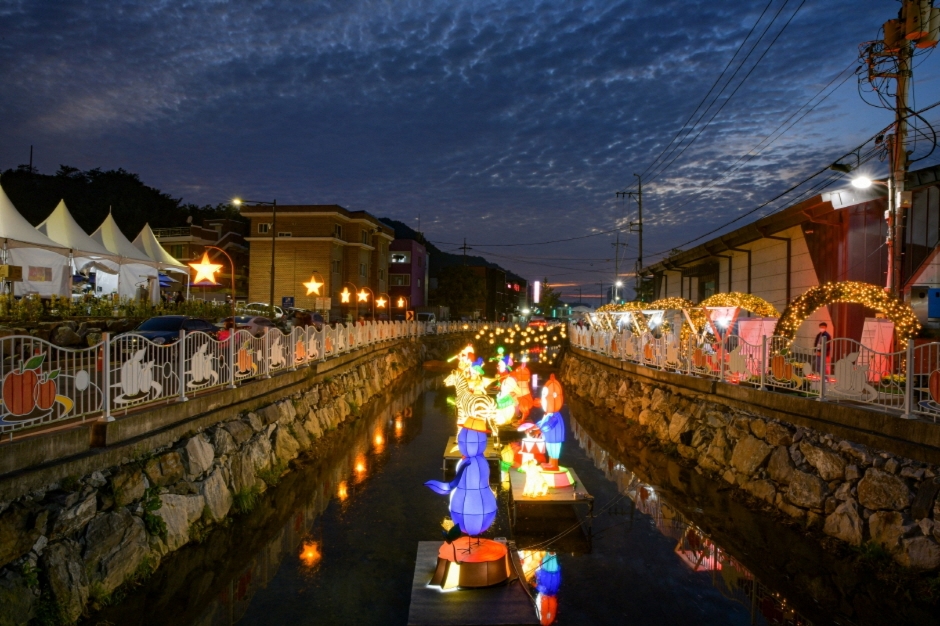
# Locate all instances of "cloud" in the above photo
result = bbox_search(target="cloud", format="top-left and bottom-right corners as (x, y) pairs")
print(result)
(0, 0), (933, 299)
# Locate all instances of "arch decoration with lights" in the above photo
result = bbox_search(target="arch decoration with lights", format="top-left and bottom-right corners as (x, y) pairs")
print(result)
(774, 281), (920, 348)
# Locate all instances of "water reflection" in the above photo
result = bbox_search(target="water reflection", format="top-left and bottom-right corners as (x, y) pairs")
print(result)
(571, 417), (811, 626)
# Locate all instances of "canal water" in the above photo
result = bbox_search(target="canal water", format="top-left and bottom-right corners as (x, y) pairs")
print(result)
(92, 364), (927, 626)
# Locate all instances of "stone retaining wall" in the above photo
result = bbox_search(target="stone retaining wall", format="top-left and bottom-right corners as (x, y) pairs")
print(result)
(0, 334), (466, 626)
(562, 349), (940, 573)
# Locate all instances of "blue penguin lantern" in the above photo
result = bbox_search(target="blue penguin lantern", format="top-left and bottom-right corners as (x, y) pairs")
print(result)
(425, 424), (497, 536)
(535, 552), (561, 595)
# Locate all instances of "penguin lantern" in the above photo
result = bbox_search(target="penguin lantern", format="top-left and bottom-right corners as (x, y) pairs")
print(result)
(425, 422), (498, 536)
(535, 552), (561, 625)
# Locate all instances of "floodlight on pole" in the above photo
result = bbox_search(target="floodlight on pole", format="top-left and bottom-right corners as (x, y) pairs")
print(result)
(851, 176), (873, 189)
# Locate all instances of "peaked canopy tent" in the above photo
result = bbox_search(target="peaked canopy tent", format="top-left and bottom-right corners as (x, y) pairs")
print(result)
(0, 186), (70, 297)
(37, 200), (121, 296)
(133, 223), (191, 299)
(91, 213), (161, 303)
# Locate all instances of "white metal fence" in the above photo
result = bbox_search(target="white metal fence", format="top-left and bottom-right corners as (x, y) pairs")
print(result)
(569, 323), (938, 422)
(0, 320), (495, 436)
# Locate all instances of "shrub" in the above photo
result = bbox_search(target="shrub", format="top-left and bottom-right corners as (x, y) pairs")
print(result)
(141, 487), (167, 540)
(233, 486), (261, 514)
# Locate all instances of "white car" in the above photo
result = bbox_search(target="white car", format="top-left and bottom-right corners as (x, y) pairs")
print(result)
(241, 302), (284, 320)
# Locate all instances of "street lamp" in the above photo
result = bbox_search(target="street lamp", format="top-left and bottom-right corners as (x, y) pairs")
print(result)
(615, 280), (623, 303)
(188, 246), (237, 319)
(341, 281), (360, 320)
(233, 198), (277, 318)
(359, 285), (375, 320)
(377, 293), (390, 320)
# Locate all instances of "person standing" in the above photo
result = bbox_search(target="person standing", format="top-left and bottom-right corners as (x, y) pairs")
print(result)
(814, 322), (832, 375)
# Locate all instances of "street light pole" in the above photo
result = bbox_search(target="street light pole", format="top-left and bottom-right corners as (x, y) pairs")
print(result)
(232, 198), (277, 317)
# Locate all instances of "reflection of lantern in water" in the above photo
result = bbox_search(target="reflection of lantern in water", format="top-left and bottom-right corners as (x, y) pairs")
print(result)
(374, 430), (385, 452)
(355, 456), (366, 474)
(300, 541), (321, 567)
(337, 481), (348, 501)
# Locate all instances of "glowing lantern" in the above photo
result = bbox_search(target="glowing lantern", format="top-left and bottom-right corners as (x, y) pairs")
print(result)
(397, 297), (405, 308)
(377, 297), (387, 308)
(300, 541), (321, 567)
(357, 289), (369, 302)
(189, 252), (223, 285)
(303, 276), (323, 296)
(426, 423), (498, 536)
(340, 288), (351, 304)
(337, 481), (348, 501)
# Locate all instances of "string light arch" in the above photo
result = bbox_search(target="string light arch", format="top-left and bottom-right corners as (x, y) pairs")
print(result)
(699, 292), (780, 318)
(775, 281), (920, 348)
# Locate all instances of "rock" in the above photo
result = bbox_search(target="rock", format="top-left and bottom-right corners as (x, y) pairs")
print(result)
(799, 441), (845, 481)
(690, 427), (712, 449)
(869, 511), (907, 551)
(742, 479), (776, 504)
(292, 397), (310, 421)
(749, 420), (766, 440)
(823, 500), (863, 546)
(223, 419), (254, 445)
(210, 426), (236, 457)
(857, 468), (912, 511)
(245, 412), (264, 432)
(667, 411), (692, 443)
(900, 466), (923, 480)
(144, 451), (185, 488)
(181, 435), (215, 478)
(83, 509), (150, 591)
(258, 400), (295, 425)
(705, 430), (730, 466)
(789, 443), (805, 466)
(272, 426), (301, 465)
(775, 493), (807, 520)
(88, 471), (107, 489)
(833, 482), (853, 501)
(111, 468), (147, 507)
(40, 539), (88, 623)
(730, 435), (773, 475)
(52, 325), (83, 347)
(786, 470), (829, 510)
(911, 479), (940, 521)
(245, 435), (273, 472)
(291, 423), (311, 449)
(897, 536), (940, 570)
(32, 535), (48, 555)
(154, 494), (205, 551)
(199, 469), (232, 521)
(303, 417), (322, 440)
(0, 568), (35, 626)
(85, 332), (102, 347)
(49, 492), (97, 540)
(845, 465), (860, 481)
(767, 446), (795, 484)
(229, 454), (257, 493)
(884, 458), (900, 474)
(0, 503), (48, 569)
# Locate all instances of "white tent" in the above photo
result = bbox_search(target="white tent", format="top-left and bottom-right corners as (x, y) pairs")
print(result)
(133, 223), (188, 272)
(91, 213), (160, 303)
(36, 201), (121, 296)
(0, 185), (70, 297)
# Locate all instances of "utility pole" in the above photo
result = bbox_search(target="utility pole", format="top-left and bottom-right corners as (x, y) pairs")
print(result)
(615, 174), (644, 298)
(460, 238), (470, 265)
(28, 145), (33, 174)
(862, 0), (937, 295)
(611, 232), (628, 302)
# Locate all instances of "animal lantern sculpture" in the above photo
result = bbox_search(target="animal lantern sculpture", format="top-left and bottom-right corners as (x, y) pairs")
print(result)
(533, 374), (574, 488)
(535, 552), (561, 625)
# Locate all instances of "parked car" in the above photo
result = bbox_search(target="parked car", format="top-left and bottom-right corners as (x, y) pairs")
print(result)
(224, 315), (277, 338)
(240, 302), (284, 320)
(119, 315), (220, 345)
(416, 312), (436, 323)
(528, 315), (547, 328)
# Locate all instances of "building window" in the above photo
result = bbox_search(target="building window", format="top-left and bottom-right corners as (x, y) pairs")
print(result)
(390, 252), (411, 264)
(390, 274), (411, 286)
(359, 263), (367, 277)
(361, 231), (370, 245)
(170, 245), (184, 258)
(334, 224), (343, 239)
(277, 232), (291, 237)
(258, 223), (271, 234)
(331, 259), (341, 274)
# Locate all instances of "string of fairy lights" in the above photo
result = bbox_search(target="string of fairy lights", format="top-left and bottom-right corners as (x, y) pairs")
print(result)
(472, 324), (568, 366)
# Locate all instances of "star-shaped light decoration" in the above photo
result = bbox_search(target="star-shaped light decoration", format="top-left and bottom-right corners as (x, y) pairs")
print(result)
(189, 252), (223, 285)
(357, 289), (369, 302)
(303, 276), (323, 296)
(397, 297), (405, 308)
(376, 296), (387, 308)
(340, 288), (351, 303)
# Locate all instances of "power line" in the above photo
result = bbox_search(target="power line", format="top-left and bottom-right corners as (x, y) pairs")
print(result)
(645, 0), (809, 186)
(632, 0), (776, 186)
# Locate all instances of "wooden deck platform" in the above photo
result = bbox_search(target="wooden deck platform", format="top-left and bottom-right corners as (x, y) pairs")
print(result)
(407, 541), (538, 626)
(508, 467), (594, 527)
(442, 436), (504, 472)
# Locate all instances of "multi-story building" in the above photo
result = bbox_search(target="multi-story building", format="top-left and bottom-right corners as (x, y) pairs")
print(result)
(240, 204), (392, 320)
(153, 218), (249, 298)
(388, 239), (429, 310)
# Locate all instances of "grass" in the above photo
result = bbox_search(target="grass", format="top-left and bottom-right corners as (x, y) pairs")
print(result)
(21, 562), (39, 589)
(233, 486), (261, 514)
(257, 461), (288, 487)
(141, 487), (167, 540)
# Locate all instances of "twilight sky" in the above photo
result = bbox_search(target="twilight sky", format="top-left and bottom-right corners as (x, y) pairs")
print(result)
(3, 0), (940, 302)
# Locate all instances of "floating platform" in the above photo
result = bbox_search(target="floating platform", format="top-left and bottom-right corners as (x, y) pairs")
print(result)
(442, 436), (503, 472)
(508, 467), (594, 528)
(407, 541), (538, 626)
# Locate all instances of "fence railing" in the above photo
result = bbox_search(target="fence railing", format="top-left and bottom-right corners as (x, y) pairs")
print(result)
(569, 323), (937, 422)
(0, 320), (496, 437)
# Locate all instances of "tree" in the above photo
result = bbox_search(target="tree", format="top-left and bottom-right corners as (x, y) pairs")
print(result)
(539, 280), (563, 314)
(430, 266), (486, 318)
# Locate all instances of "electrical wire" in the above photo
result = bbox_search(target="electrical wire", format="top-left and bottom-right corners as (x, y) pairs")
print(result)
(644, 0), (809, 186)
